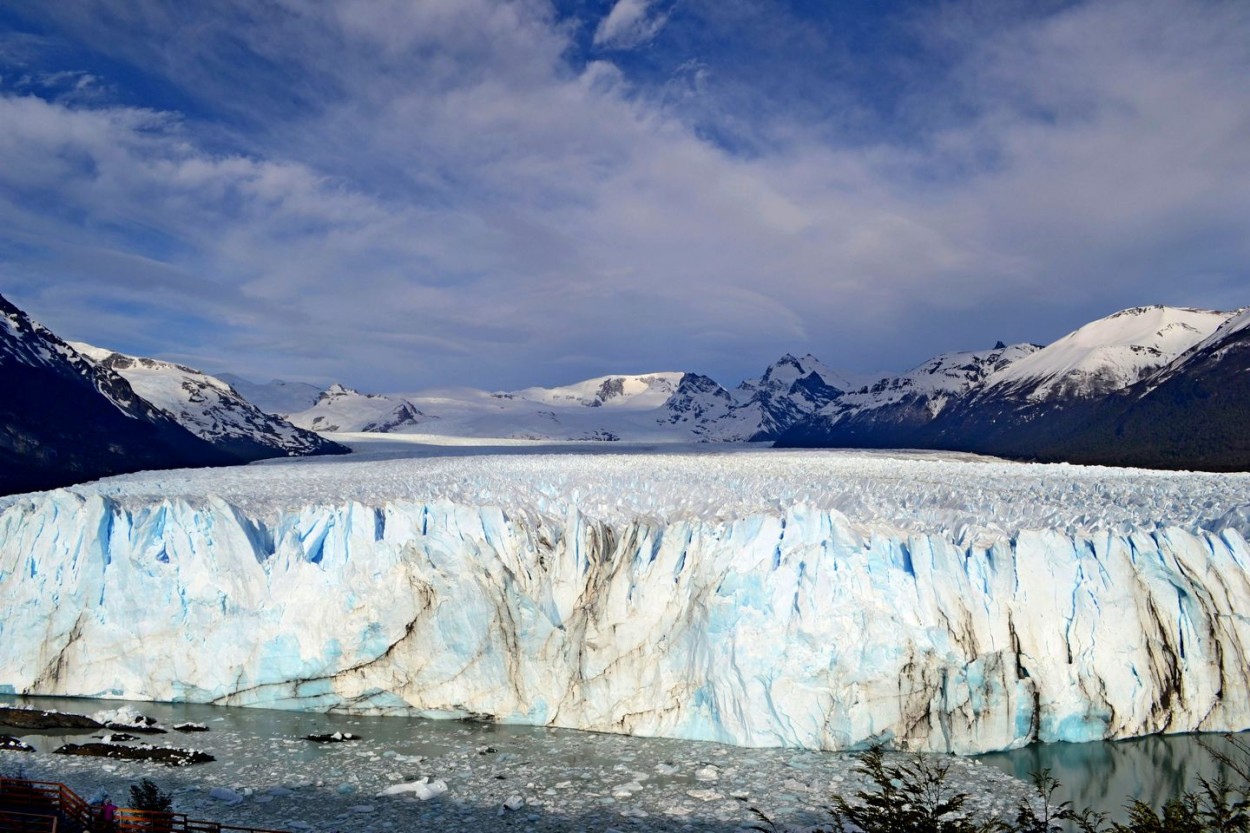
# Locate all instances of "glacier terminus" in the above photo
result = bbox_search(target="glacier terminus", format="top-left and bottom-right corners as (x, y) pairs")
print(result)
(2, 442), (1250, 756)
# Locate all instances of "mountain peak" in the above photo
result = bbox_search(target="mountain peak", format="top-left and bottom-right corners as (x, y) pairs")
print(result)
(985, 306), (1233, 400)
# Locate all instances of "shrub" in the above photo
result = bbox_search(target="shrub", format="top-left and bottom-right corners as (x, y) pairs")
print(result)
(827, 737), (1250, 833)
(128, 778), (173, 812)
(831, 745), (1001, 833)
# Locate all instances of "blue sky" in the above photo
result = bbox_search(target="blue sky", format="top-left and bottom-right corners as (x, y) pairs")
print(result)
(1, 1), (1248, 393)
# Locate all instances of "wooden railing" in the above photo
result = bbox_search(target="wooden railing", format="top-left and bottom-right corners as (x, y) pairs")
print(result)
(111, 808), (291, 832)
(0, 809), (58, 833)
(0, 779), (74, 833)
(0, 779), (287, 833)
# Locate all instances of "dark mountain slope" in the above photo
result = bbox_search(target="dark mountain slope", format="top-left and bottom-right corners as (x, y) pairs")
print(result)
(0, 294), (234, 495)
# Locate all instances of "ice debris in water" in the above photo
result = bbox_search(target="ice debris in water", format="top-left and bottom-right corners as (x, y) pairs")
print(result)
(0, 696), (1045, 832)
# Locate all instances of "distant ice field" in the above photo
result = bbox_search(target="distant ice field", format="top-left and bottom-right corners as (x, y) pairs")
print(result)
(8, 434), (1248, 539)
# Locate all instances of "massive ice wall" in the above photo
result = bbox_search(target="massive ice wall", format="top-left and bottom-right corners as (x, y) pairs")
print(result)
(3, 474), (1250, 755)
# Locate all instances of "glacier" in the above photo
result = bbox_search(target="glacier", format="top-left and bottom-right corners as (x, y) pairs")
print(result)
(2, 444), (1250, 755)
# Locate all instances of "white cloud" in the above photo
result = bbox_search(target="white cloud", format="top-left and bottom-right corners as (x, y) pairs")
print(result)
(1, 0), (1248, 390)
(593, 0), (670, 49)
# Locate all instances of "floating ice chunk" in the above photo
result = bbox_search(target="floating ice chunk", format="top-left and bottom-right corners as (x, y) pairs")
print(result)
(376, 778), (447, 800)
(209, 787), (243, 804)
(687, 788), (723, 801)
(612, 781), (644, 798)
(93, 707), (162, 731)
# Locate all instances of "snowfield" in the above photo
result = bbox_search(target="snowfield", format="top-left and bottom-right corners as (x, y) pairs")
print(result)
(2, 440), (1250, 755)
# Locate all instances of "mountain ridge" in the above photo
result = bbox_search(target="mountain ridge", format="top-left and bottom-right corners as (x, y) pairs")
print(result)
(0, 294), (234, 495)
(776, 305), (1249, 471)
(7, 293), (1247, 487)
(70, 343), (346, 460)
(0, 293), (346, 497)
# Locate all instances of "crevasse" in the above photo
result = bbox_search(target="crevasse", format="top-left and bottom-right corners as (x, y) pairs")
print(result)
(2, 489), (1249, 755)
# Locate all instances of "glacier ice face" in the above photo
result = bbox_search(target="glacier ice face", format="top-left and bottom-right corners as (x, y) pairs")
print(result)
(2, 449), (1250, 755)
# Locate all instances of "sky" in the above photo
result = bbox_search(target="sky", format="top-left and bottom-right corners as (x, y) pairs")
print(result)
(0, 0), (1248, 393)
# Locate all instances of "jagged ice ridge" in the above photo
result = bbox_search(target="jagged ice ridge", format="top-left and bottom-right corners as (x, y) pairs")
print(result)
(3, 449), (1250, 755)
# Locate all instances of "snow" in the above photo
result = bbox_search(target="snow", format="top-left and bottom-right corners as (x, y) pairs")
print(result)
(985, 306), (1232, 400)
(509, 372), (684, 410)
(286, 384), (424, 434)
(289, 380), (728, 442)
(0, 299), (149, 420)
(285, 362), (843, 443)
(68, 343), (331, 456)
(215, 374), (322, 416)
(822, 343), (1038, 420)
(288, 375), (711, 441)
(1155, 305), (1250, 373)
(737, 353), (877, 399)
(3, 444), (1250, 755)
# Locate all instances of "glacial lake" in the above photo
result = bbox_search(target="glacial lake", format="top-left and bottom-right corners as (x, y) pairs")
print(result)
(979, 730), (1249, 823)
(1, 694), (1244, 830)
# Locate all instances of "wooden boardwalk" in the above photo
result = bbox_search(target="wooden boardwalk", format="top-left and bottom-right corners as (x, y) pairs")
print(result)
(0, 778), (289, 833)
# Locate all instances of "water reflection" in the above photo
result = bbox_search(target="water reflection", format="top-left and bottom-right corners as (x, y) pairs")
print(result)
(979, 733), (1248, 823)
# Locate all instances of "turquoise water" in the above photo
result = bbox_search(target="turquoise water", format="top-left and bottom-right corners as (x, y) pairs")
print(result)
(979, 732), (1250, 824)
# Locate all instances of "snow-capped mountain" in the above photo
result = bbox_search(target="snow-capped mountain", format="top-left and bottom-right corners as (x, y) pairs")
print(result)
(287, 374), (715, 442)
(286, 384), (428, 434)
(1038, 306), (1250, 470)
(285, 366), (832, 443)
(220, 303), (1249, 470)
(715, 353), (870, 441)
(778, 305), (1250, 471)
(1141, 306), (1250, 390)
(71, 344), (344, 459)
(215, 373), (322, 416)
(657, 373), (737, 437)
(983, 305), (1231, 400)
(839, 343), (1040, 416)
(772, 342), (1039, 449)
(508, 372), (684, 410)
(0, 293), (231, 495)
(737, 352), (871, 400)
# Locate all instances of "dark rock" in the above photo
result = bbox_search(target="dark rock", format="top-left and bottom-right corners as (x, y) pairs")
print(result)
(0, 734), (35, 751)
(53, 742), (214, 766)
(93, 732), (139, 742)
(0, 706), (102, 730)
(304, 732), (362, 743)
